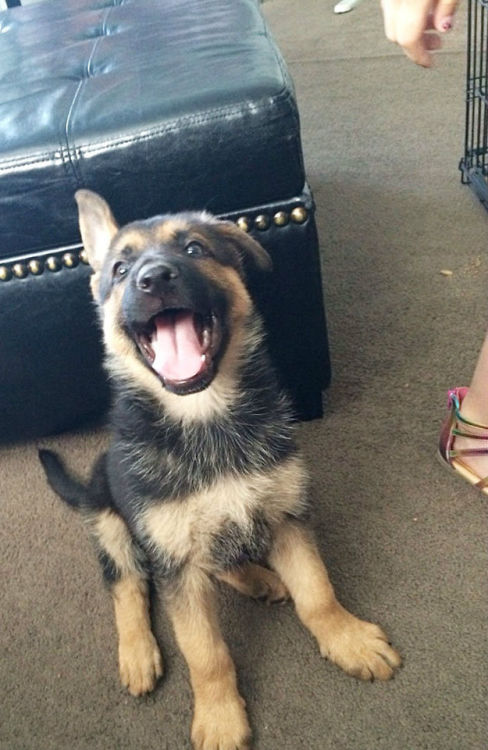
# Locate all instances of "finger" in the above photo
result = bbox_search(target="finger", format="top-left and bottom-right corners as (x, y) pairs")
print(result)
(432, 0), (459, 32)
(424, 32), (443, 51)
(424, 12), (437, 31)
(404, 33), (442, 66)
(381, 0), (400, 41)
(381, 0), (441, 67)
(381, 0), (430, 42)
(394, 1), (436, 67)
(402, 38), (434, 67)
(395, 0), (434, 45)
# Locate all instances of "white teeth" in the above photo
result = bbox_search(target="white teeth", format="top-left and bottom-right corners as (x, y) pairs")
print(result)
(202, 327), (211, 350)
(201, 354), (206, 362)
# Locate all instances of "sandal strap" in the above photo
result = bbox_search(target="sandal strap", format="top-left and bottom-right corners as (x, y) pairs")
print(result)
(449, 389), (488, 433)
(446, 388), (488, 458)
(449, 446), (488, 458)
(443, 388), (488, 489)
(476, 474), (488, 489)
(452, 426), (488, 441)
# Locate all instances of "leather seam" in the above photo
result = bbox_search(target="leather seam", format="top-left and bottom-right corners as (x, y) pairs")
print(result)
(80, 89), (296, 155)
(64, 3), (116, 183)
(0, 89), (296, 172)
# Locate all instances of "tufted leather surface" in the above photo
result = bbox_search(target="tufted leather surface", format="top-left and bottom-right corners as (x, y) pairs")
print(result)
(0, 0), (329, 441)
(0, 0), (304, 257)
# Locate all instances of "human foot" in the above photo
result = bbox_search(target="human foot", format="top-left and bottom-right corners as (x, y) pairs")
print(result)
(439, 387), (488, 492)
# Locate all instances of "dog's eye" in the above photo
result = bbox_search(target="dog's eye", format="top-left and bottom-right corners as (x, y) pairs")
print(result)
(113, 261), (129, 279)
(184, 241), (206, 258)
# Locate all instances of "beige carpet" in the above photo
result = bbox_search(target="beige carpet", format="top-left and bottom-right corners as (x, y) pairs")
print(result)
(1, 1), (487, 749)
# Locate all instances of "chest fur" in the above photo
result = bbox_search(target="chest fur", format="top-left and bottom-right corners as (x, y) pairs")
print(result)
(136, 454), (308, 575)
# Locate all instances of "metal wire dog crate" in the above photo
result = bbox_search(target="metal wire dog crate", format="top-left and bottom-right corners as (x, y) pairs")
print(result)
(460, 0), (488, 207)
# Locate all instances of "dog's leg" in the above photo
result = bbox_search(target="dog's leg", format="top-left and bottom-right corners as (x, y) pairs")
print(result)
(90, 508), (163, 695)
(268, 520), (401, 681)
(216, 562), (289, 603)
(166, 568), (251, 750)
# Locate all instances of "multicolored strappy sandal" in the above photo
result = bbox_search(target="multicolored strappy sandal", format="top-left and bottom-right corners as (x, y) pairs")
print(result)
(438, 387), (488, 494)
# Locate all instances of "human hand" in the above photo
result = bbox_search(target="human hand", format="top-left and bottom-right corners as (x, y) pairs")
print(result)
(381, 0), (460, 67)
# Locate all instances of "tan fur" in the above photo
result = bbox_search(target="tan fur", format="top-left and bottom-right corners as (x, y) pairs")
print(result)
(217, 221), (272, 272)
(90, 508), (141, 578)
(101, 291), (165, 400)
(111, 227), (148, 254)
(139, 455), (308, 571)
(90, 273), (101, 301)
(112, 574), (163, 696)
(75, 189), (119, 272)
(269, 522), (402, 681)
(100, 259), (261, 424)
(153, 217), (190, 244)
(216, 562), (289, 603)
(88, 508), (163, 694)
(166, 568), (251, 750)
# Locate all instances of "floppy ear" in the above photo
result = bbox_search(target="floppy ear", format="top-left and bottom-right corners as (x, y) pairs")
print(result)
(218, 221), (273, 273)
(74, 189), (119, 272)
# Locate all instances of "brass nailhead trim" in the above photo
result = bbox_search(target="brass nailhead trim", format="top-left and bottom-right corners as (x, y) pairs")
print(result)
(28, 259), (43, 275)
(236, 216), (251, 233)
(0, 207), (308, 282)
(0, 248), (91, 281)
(290, 206), (308, 224)
(273, 210), (289, 227)
(45, 256), (61, 272)
(234, 205), (308, 233)
(62, 252), (78, 268)
(12, 262), (27, 279)
(0, 265), (12, 282)
(254, 214), (270, 231)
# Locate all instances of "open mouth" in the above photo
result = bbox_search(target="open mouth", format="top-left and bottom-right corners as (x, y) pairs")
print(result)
(135, 309), (222, 394)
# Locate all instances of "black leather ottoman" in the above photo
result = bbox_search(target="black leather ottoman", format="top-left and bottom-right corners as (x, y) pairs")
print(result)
(0, 0), (330, 442)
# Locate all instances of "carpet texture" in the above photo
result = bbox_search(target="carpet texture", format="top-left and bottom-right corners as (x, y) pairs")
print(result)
(1, 1), (487, 749)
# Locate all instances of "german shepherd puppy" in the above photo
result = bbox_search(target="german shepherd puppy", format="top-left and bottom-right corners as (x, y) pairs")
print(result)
(40, 190), (401, 750)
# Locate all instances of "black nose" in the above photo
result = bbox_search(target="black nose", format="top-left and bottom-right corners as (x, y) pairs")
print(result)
(136, 261), (179, 294)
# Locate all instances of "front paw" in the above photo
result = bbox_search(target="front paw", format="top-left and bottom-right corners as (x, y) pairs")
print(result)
(118, 632), (163, 696)
(317, 605), (402, 681)
(249, 566), (289, 604)
(192, 696), (251, 750)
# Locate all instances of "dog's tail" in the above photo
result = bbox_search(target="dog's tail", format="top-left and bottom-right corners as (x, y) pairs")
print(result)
(38, 449), (89, 510)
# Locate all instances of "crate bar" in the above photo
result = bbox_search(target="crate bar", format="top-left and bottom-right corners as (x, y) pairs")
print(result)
(460, 0), (488, 206)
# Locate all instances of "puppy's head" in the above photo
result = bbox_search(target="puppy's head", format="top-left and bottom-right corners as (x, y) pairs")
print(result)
(75, 190), (271, 399)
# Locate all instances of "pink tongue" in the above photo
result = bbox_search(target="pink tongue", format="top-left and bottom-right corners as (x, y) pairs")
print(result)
(151, 311), (205, 382)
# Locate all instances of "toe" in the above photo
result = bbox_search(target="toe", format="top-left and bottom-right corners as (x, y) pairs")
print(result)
(119, 635), (163, 696)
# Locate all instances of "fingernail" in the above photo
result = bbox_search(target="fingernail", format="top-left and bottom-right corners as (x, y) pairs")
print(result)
(441, 16), (453, 31)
